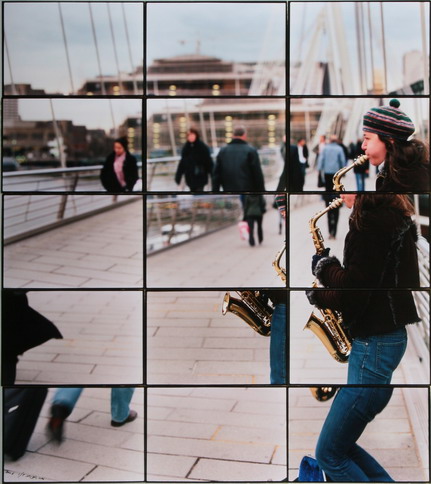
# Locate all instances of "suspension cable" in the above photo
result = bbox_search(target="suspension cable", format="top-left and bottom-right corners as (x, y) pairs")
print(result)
(121, 3), (138, 95)
(4, 33), (17, 94)
(107, 3), (123, 95)
(88, 3), (106, 95)
(58, 3), (75, 95)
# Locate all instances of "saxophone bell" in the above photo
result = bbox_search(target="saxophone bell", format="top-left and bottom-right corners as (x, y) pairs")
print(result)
(305, 311), (351, 363)
(222, 291), (272, 337)
(307, 197), (352, 363)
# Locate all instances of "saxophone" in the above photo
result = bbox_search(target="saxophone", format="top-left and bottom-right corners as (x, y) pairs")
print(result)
(222, 291), (272, 336)
(332, 154), (369, 191)
(272, 243), (286, 282)
(304, 197), (351, 363)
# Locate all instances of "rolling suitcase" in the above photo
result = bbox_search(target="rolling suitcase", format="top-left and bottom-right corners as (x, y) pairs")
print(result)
(4, 387), (48, 460)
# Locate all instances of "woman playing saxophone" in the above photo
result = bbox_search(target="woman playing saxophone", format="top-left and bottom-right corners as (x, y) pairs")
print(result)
(307, 193), (421, 481)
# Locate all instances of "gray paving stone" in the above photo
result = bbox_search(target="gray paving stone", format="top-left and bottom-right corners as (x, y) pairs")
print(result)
(17, 360), (95, 374)
(147, 453), (198, 479)
(148, 395), (237, 411)
(4, 453), (95, 482)
(272, 445), (288, 466)
(203, 337), (269, 349)
(149, 336), (205, 348)
(81, 466), (145, 482)
(54, 354), (142, 367)
(215, 425), (286, 446)
(154, 326), (252, 337)
(4, 268), (89, 287)
(234, 400), (286, 416)
(148, 420), (218, 440)
(147, 435), (275, 464)
(194, 361), (267, 375)
(168, 407), (286, 429)
(120, 433), (144, 452)
(188, 458), (287, 481)
(149, 374), (253, 384)
(38, 440), (144, 473)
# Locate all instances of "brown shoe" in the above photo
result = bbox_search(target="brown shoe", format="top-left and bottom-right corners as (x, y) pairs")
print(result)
(111, 409), (137, 427)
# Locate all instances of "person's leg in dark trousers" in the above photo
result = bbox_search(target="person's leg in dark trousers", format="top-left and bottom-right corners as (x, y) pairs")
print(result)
(328, 206), (339, 238)
(246, 217), (256, 246)
(256, 215), (263, 244)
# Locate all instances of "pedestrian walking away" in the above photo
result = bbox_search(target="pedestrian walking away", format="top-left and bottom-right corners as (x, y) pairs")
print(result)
(213, 126), (265, 191)
(243, 194), (266, 246)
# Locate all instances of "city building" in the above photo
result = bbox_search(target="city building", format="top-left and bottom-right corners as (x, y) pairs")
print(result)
(147, 54), (284, 96)
(77, 66), (144, 95)
(147, 98), (285, 156)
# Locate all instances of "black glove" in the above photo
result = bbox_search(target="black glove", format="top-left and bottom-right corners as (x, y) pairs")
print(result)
(311, 248), (330, 275)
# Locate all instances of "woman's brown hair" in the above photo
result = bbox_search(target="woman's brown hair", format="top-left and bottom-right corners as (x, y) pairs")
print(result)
(379, 137), (429, 189)
(351, 194), (415, 231)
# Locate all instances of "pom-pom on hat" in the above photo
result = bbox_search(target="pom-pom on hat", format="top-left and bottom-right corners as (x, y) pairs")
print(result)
(363, 99), (415, 141)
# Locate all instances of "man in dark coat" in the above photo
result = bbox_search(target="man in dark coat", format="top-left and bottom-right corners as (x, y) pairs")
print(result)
(213, 126), (265, 191)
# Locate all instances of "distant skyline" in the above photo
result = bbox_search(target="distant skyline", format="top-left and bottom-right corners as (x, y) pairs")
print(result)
(4, 2), (144, 95)
(16, 99), (142, 133)
(147, 2), (286, 65)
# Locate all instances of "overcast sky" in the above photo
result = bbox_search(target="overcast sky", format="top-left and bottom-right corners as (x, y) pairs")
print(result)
(4, 2), (144, 95)
(146, 2), (286, 65)
(290, 2), (429, 93)
(17, 99), (142, 133)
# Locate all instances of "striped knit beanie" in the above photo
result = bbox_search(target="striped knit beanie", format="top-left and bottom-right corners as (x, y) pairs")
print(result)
(363, 99), (415, 141)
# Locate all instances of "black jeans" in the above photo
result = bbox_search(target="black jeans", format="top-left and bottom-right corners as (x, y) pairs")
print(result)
(246, 216), (263, 246)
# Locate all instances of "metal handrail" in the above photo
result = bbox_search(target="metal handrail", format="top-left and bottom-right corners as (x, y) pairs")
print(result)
(4, 194), (141, 244)
(3, 163), (143, 192)
(147, 194), (243, 254)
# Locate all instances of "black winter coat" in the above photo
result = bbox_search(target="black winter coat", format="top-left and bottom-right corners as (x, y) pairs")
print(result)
(100, 152), (139, 192)
(3, 290), (63, 384)
(175, 140), (213, 190)
(213, 139), (265, 191)
(244, 194), (266, 218)
(376, 161), (430, 192)
(310, 206), (421, 337)
(288, 144), (304, 191)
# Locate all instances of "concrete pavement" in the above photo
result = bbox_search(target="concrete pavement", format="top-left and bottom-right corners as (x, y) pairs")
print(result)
(14, 291), (143, 385)
(147, 202), (286, 288)
(4, 198), (143, 288)
(4, 387), (144, 482)
(147, 387), (286, 482)
(147, 291), (273, 384)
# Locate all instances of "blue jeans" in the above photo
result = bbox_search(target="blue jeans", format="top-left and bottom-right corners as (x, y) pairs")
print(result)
(316, 387), (394, 482)
(270, 304), (286, 384)
(347, 327), (407, 384)
(316, 328), (407, 481)
(52, 387), (135, 423)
